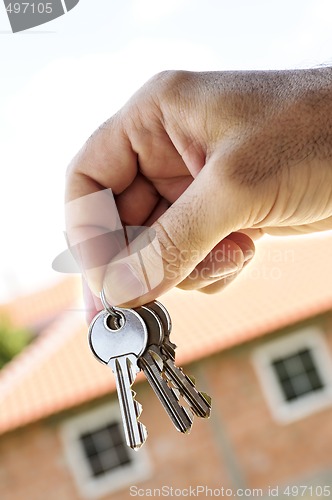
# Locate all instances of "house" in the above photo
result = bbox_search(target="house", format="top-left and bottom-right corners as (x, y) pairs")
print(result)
(0, 233), (332, 500)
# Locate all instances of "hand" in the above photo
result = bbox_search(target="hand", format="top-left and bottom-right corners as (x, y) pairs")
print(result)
(65, 69), (332, 319)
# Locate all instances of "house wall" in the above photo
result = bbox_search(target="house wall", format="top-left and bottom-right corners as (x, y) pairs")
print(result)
(205, 314), (332, 490)
(0, 315), (331, 500)
(0, 423), (79, 500)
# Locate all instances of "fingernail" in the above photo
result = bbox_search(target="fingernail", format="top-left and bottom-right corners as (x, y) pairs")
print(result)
(105, 263), (146, 305)
(243, 246), (255, 262)
(228, 232), (255, 262)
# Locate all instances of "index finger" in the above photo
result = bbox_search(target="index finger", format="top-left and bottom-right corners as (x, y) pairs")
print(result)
(64, 111), (167, 305)
(65, 117), (138, 297)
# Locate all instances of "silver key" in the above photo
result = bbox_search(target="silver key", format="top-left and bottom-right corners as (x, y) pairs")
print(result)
(146, 300), (176, 360)
(162, 356), (212, 419)
(88, 308), (148, 450)
(137, 305), (193, 434)
(146, 302), (212, 419)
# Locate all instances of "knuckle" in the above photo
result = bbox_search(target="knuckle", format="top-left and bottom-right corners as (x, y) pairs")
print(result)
(154, 220), (188, 282)
(154, 220), (181, 263)
(145, 70), (194, 109)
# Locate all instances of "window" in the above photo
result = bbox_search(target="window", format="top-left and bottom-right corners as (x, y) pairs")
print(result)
(60, 402), (151, 498)
(80, 422), (131, 477)
(252, 326), (332, 423)
(271, 348), (324, 402)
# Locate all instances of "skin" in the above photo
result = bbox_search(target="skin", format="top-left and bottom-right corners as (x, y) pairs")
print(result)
(65, 69), (332, 320)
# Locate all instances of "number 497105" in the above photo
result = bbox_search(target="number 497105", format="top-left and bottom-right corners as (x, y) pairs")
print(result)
(6, 3), (53, 14)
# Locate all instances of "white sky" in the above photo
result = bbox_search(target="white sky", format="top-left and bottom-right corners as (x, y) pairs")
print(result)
(0, 0), (332, 301)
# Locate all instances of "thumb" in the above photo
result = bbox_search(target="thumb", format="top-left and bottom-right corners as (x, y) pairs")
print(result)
(103, 162), (248, 307)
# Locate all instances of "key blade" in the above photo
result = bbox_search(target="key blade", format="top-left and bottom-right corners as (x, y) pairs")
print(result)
(139, 349), (193, 434)
(162, 341), (177, 362)
(163, 358), (212, 419)
(200, 392), (212, 407)
(109, 355), (147, 450)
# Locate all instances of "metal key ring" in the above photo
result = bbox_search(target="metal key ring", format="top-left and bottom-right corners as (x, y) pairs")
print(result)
(100, 288), (122, 320)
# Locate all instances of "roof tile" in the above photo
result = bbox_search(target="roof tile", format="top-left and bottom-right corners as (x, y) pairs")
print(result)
(0, 276), (81, 329)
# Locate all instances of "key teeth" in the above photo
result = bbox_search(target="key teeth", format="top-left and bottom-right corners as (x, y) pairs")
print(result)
(133, 396), (143, 418)
(132, 390), (148, 433)
(126, 360), (147, 424)
(113, 357), (148, 450)
(162, 359), (212, 419)
(129, 392), (148, 450)
(180, 371), (212, 417)
(184, 407), (194, 429)
(171, 386), (181, 399)
(132, 423), (148, 451)
(166, 339), (177, 351)
(161, 339), (177, 359)
(140, 350), (194, 435)
(201, 392), (212, 408)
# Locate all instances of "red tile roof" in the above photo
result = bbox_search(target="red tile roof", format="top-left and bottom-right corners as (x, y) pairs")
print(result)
(0, 277), (80, 329)
(0, 232), (332, 434)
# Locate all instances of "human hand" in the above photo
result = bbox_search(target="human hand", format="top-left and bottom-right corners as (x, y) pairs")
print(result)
(65, 69), (332, 319)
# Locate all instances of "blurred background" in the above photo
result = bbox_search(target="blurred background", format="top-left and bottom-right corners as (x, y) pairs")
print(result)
(0, 1), (332, 499)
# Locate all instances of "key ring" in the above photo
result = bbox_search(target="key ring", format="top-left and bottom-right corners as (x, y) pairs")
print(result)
(100, 288), (121, 320)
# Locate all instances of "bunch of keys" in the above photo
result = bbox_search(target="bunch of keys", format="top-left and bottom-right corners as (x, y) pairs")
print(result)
(88, 290), (212, 450)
